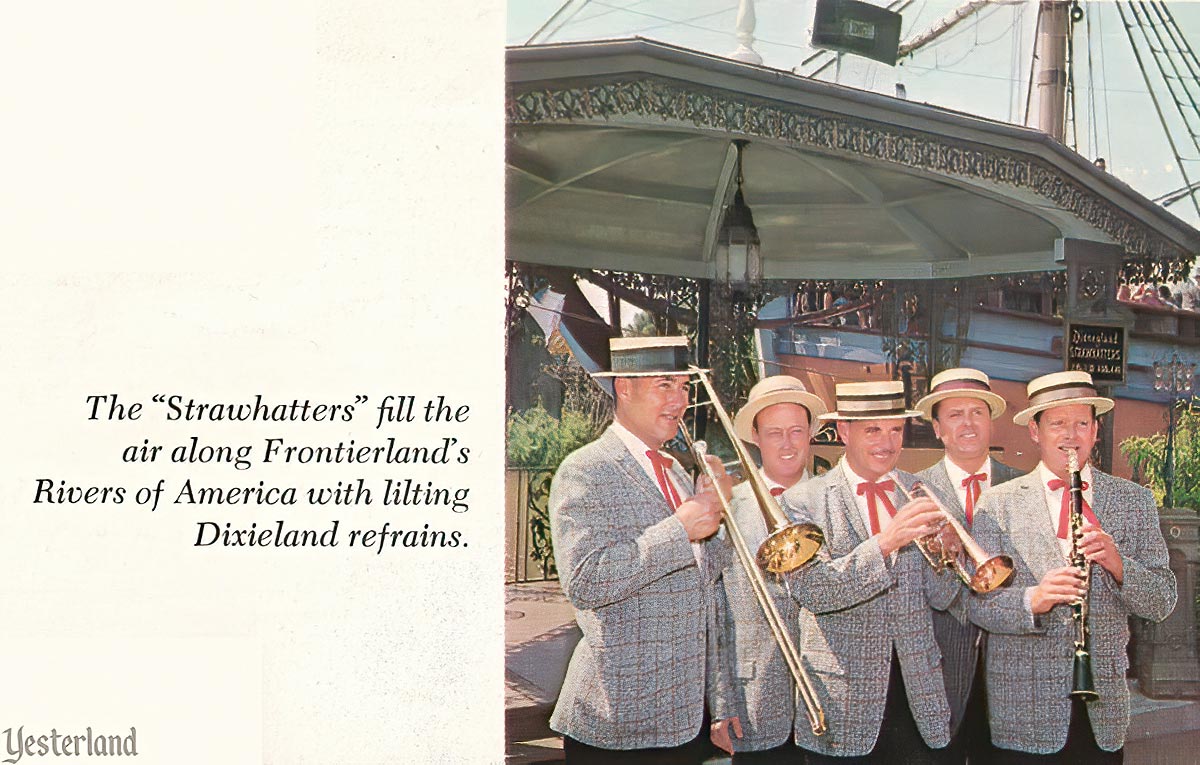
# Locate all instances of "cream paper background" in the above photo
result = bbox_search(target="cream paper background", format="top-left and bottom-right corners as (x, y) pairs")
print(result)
(1, 2), (503, 763)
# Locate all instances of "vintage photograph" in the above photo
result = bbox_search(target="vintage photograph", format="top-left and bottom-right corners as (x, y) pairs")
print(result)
(505, 1), (1200, 762)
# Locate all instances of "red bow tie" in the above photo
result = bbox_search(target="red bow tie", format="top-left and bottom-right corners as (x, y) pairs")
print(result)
(857, 480), (897, 536)
(961, 473), (987, 526)
(770, 487), (784, 497)
(646, 450), (682, 510)
(1047, 478), (1100, 539)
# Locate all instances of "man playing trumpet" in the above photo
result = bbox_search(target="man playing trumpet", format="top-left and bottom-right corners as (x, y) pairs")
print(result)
(549, 336), (732, 763)
(780, 380), (958, 763)
(708, 375), (828, 762)
(914, 368), (1021, 759)
(969, 371), (1177, 762)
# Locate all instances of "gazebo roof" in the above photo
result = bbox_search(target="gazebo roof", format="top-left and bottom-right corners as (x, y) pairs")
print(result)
(507, 38), (1200, 281)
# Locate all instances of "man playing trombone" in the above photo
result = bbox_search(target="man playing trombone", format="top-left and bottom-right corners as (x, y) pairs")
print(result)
(969, 371), (1176, 762)
(914, 368), (1021, 760)
(548, 336), (732, 764)
(780, 380), (959, 763)
(708, 375), (829, 762)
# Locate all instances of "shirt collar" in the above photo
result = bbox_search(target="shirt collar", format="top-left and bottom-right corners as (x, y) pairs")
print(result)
(762, 469), (809, 493)
(611, 419), (665, 457)
(840, 458), (886, 489)
(943, 455), (992, 486)
(1036, 460), (1093, 488)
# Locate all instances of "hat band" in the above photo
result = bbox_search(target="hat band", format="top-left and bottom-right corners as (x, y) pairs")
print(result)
(610, 345), (689, 375)
(931, 379), (991, 394)
(1027, 383), (1099, 409)
(836, 397), (908, 416)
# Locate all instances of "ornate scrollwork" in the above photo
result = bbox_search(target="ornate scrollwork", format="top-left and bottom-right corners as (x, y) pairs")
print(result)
(508, 76), (1192, 280)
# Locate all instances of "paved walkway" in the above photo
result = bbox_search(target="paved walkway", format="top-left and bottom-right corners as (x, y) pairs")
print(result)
(505, 581), (1200, 763)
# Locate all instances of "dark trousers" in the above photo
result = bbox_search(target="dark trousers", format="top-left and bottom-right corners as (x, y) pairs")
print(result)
(805, 653), (954, 765)
(989, 698), (1123, 765)
(562, 710), (714, 765)
(951, 655), (993, 764)
(732, 740), (808, 764)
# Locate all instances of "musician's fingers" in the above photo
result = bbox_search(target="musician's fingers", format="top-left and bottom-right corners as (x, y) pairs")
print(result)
(703, 453), (728, 476)
(897, 497), (938, 516)
(730, 717), (744, 739)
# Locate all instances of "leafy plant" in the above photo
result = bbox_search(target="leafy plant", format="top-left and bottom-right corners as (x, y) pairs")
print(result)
(1119, 399), (1200, 510)
(505, 403), (603, 469)
(506, 403), (605, 578)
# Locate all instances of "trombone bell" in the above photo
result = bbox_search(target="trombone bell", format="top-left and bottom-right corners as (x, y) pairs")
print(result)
(686, 366), (824, 574)
(757, 523), (825, 575)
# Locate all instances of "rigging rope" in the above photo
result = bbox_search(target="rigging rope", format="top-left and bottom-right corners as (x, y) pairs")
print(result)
(1116, 0), (1200, 220)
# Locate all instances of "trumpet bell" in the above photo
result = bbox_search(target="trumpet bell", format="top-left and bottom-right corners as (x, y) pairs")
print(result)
(757, 522), (824, 574)
(969, 554), (1014, 593)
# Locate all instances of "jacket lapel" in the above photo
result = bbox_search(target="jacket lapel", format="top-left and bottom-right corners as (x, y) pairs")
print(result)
(927, 461), (965, 517)
(831, 469), (872, 544)
(1087, 470), (1123, 541)
(600, 428), (674, 518)
(1010, 472), (1066, 577)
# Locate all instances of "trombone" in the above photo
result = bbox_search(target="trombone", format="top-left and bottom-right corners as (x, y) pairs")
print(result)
(688, 367), (824, 573)
(681, 367), (827, 736)
(888, 473), (1014, 593)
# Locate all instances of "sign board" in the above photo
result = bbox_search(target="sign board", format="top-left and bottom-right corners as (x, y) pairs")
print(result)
(1065, 321), (1127, 385)
(811, 0), (903, 65)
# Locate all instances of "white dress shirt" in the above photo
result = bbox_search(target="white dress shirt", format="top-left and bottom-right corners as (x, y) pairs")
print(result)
(942, 455), (993, 519)
(839, 458), (897, 535)
(1036, 461), (1095, 561)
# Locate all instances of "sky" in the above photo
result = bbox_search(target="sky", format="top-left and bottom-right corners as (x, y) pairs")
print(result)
(508, 0), (1200, 229)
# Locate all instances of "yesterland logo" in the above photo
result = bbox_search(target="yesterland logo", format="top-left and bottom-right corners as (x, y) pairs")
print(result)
(3, 728), (136, 763)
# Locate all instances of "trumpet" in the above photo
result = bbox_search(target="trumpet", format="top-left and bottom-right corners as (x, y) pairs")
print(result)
(681, 367), (826, 736)
(888, 473), (1014, 593)
(1066, 447), (1099, 701)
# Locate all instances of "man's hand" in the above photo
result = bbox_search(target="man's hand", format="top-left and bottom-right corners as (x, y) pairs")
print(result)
(1077, 523), (1123, 584)
(1029, 566), (1087, 615)
(675, 488), (723, 541)
(877, 497), (945, 557)
(710, 717), (743, 754)
(696, 454), (733, 502)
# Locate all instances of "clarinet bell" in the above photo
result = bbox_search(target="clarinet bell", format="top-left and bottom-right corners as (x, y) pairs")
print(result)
(1071, 646), (1099, 701)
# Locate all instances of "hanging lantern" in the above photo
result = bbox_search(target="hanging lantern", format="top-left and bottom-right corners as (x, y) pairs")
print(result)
(718, 140), (762, 291)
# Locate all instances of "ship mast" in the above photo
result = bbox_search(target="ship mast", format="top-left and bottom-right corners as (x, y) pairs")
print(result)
(1031, 0), (1071, 141)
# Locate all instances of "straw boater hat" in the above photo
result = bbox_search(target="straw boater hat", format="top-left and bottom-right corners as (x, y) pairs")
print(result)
(818, 380), (922, 421)
(733, 375), (830, 442)
(1011, 370), (1115, 427)
(914, 368), (1007, 422)
(591, 336), (699, 377)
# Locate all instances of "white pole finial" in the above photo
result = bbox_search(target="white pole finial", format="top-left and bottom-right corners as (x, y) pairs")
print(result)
(730, 0), (763, 65)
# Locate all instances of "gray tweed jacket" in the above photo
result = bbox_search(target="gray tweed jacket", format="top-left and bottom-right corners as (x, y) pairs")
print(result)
(968, 469), (1177, 754)
(548, 426), (728, 749)
(779, 465), (955, 757)
(916, 457), (1021, 735)
(708, 480), (803, 751)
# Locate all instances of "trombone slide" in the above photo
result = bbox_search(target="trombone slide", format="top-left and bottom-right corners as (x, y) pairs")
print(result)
(684, 432), (827, 737)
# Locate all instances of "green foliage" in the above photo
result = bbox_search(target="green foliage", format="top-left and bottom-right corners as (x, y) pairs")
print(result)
(506, 403), (604, 469)
(506, 402), (603, 577)
(1119, 399), (1200, 509)
(622, 310), (659, 337)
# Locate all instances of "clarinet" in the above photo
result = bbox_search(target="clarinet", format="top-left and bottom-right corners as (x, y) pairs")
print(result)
(1067, 447), (1099, 701)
